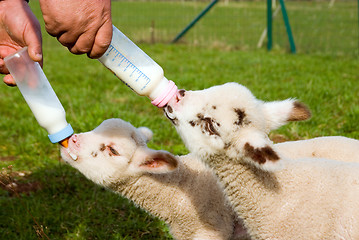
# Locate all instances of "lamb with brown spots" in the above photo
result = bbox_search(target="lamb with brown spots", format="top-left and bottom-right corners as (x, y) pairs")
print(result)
(60, 118), (249, 240)
(164, 82), (359, 240)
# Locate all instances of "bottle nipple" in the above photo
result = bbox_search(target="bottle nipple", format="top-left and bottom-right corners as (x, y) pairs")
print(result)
(151, 80), (178, 107)
(59, 137), (70, 148)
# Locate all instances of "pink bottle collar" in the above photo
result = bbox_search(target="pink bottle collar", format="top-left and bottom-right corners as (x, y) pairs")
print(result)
(151, 80), (178, 108)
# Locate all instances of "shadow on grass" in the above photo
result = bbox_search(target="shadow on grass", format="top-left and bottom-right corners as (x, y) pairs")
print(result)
(0, 164), (172, 240)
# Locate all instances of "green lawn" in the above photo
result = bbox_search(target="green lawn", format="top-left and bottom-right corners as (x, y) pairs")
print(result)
(1, 1), (359, 239)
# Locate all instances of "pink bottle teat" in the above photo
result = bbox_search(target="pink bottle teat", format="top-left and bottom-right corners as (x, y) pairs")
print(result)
(151, 80), (178, 108)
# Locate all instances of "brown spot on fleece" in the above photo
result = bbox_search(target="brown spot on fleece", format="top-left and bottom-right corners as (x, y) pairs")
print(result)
(234, 108), (246, 126)
(244, 143), (280, 164)
(100, 144), (106, 152)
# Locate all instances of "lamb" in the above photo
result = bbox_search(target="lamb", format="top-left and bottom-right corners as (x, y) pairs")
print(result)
(56, 121), (359, 240)
(60, 118), (249, 240)
(275, 136), (359, 162)
(163, 82), (359, 240)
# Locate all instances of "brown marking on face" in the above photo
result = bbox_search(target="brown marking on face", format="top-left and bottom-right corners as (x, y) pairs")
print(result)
(100, 144), (106, 152)
(196, 113), (220, 136)
(100, 144), (121, 156)
(244, 143), (280, 164)
(91, 152), (98, 157)
(288, 101), (311, 121)
(234, 108), (251, 126)
(108, 146), (120, 156)
(212, 106), (217, 110)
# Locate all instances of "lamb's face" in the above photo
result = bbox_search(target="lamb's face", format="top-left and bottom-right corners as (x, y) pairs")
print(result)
(164, 83), (263, 157)
(164, 82), (311, 171)
(60, 119), (178, 185)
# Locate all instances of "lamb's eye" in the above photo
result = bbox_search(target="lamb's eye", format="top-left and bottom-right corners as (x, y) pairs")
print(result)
(108, 146), (120, 156)
(205, 121), (216, 135)
(200, 116), (220, 136)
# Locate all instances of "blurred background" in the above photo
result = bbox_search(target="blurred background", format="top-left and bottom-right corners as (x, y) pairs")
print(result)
(102, 0), (358, 56)
(1, 1), (358, 239)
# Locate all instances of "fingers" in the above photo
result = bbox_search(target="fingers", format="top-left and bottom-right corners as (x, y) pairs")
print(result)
(23, 5), (43, 63)
(66, 20), (113, 58)
(67, 29), (97, 55)
(59, 21), (112, 58)
(88, 20), (113, 59)
(0, 58), (9, 75)
(0, 59), (15, 86)
(3, 74), (16, 86)
(25, 29), (42, 63)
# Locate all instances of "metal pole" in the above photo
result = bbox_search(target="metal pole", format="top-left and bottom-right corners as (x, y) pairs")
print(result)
(279, 0), (296, 53)
(259, 4), (281, 48)
(172, 0), (218, 43)
(267, 0), (273, 51)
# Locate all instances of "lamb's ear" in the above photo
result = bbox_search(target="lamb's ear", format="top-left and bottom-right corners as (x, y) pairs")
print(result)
(137, 127), (153, 143)
(131, 147), (178, 174)
(238, 128), (283, 171)
(263, 99), (311, 131)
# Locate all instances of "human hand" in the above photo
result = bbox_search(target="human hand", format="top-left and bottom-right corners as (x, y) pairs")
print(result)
(39, 0), (112, 59)
(0, 0), (42, 86)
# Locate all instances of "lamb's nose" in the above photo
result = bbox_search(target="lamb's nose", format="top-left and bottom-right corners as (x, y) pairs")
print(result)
(71, 134), (78, 143)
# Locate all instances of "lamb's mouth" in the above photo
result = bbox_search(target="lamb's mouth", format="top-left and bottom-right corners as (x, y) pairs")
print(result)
(67, 150), (78, 161)
(163, 89), (186, 124)
(61, 147), (78, 161)
(163, 105), (178, 125)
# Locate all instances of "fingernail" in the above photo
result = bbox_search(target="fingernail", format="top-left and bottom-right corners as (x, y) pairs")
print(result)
(35, 53), (42, 60)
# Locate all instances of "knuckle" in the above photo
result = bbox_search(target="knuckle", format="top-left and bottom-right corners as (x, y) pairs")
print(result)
(71, 45), (92, 55)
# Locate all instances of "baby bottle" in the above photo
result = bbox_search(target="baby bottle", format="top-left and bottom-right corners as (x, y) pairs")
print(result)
(98, 25), (177, 108)
(4, 47), (73, 147)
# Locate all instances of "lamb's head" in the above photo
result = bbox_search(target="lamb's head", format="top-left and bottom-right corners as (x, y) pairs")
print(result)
(60, 118), (179, 186)
(164, 82), (311, 171)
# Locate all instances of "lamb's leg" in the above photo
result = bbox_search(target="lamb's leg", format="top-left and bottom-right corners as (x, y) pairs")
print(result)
(275, 136), (359, 162)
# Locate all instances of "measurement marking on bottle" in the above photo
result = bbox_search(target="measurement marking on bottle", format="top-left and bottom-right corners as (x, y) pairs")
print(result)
(118, 58), (125, 67)
(106, 45), (151, 90)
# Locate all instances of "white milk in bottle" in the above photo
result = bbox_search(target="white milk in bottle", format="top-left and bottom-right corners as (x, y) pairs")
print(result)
(98, 25), (178, 107)
(4, 47), (73, 147)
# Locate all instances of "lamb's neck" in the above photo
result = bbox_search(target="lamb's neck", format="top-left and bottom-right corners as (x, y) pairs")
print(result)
(108, 160), (193, 226)
(207, 154), (280, 234)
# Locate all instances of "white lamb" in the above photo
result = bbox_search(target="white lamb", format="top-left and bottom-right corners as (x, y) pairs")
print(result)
(163, 82), (359, 240)
(60, 118), (248, 240)
(276, 136), (359, 162)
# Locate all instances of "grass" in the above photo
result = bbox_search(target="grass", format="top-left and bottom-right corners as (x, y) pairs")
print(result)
(1, 1), (359, 239)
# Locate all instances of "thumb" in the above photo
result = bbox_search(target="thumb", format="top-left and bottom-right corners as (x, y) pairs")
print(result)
(24, 24), (43, 63)
(26, 38), (43, 64)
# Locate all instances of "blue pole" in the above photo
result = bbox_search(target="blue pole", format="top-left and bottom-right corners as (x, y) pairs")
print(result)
(172, 0), (218, 43)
